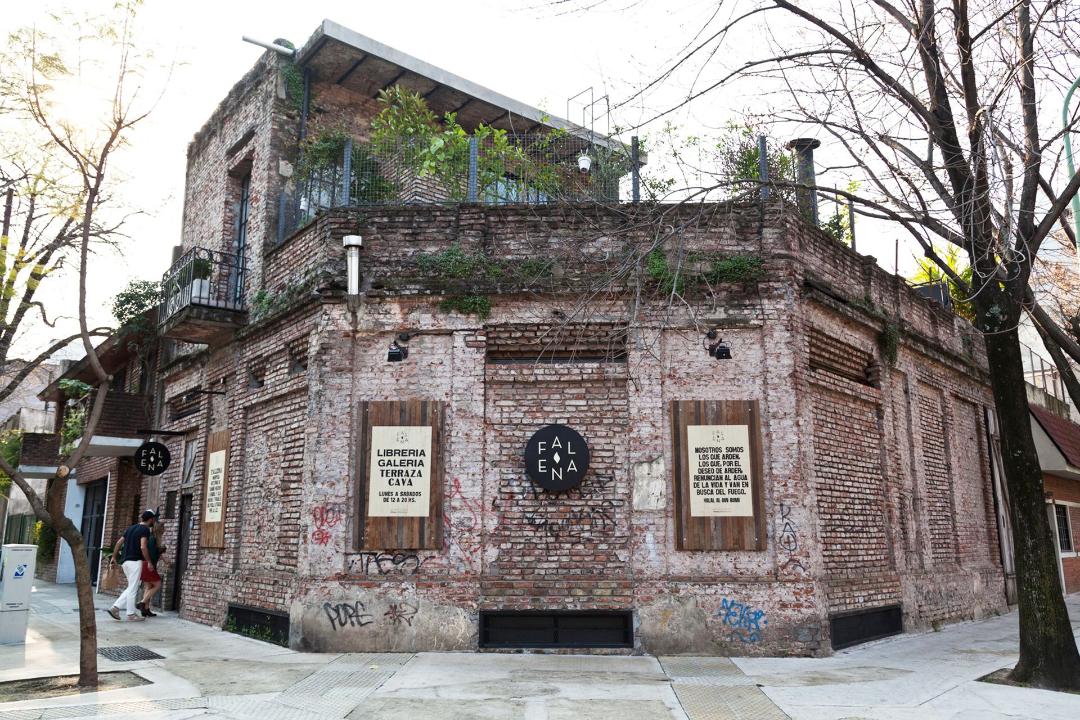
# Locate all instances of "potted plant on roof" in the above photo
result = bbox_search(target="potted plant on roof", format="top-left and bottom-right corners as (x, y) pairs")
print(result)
(191, 257), (213, 302)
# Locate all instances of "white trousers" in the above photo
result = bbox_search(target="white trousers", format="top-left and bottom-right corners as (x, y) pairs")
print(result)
(112, 560), (143, 616)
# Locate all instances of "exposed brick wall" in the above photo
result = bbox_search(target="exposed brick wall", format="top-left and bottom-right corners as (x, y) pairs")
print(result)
(917, 383), (958, 565)
(482, 360), (631, 609)
(811, 382), (899, 614)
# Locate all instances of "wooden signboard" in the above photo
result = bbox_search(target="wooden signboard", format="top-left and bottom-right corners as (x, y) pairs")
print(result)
(670, 400), (766, 551)
(200, 429), (230, 548)
(355, 400), (444, 550)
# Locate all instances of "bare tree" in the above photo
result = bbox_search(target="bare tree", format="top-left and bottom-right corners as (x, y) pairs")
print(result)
(562, 0), (1080, 689)
(0, 3), (155, 687)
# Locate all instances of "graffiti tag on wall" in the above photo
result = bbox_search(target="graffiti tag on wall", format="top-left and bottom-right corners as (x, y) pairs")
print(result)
(321, 599), (420, 632)
(778, 502), (807, 574)
(718, 597), (767, 643)
(311, 505), (342, 546)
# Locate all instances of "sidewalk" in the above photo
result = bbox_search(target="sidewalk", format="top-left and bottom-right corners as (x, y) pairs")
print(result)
(0, 582), (1075, 719)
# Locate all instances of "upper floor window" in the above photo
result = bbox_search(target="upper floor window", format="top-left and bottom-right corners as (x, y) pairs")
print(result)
(1055, 504), (1074, 553)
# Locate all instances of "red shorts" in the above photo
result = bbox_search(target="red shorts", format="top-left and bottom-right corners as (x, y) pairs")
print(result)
(140, 561), (161, 583)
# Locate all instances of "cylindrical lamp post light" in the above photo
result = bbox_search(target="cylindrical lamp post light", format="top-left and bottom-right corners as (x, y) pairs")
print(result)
(343, 234), (363, 299)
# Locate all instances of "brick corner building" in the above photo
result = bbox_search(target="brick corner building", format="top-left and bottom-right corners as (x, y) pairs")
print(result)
(90, 20), (1011, 654)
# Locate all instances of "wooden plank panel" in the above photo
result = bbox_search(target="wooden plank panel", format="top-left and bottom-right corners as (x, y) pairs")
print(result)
(670, 400), (766, 551)
(355, 400), (444, 550)
(199, 429), (230, 549)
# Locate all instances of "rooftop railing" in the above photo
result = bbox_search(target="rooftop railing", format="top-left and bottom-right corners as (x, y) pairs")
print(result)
(277, 132), (640, 242)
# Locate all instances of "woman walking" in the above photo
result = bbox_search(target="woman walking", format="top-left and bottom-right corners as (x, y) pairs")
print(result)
(137, 519), (166, 617)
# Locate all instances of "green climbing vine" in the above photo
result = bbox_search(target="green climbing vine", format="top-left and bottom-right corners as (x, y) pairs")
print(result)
(438, 295), (492, 319)
(879, 322), (900, 367)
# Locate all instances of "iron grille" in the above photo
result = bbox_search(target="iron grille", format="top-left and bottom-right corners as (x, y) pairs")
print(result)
(830, 605), (902, 650)
(97, 645), (165, 662)
(479, 610), (633, 649)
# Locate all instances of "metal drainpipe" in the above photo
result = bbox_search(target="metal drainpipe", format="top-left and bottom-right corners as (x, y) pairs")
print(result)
(300, 68), (311, 142)
(757, 135), (769, 201)
(787, 138), (821, 226)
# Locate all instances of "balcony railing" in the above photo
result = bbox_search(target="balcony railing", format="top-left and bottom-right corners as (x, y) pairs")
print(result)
(278, 132), (640, 242)
(159, 246), (245, 325)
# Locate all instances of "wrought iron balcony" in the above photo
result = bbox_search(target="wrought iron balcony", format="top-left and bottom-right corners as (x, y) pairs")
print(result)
(159, 246), (247, 343)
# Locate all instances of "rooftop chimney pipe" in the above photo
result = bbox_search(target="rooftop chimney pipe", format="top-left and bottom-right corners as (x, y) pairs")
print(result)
(786, 138), (821, 226)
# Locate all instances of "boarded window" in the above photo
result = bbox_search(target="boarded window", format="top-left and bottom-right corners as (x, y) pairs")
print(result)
(199, 430), (230, 549)
(808, 328), (874, 386)
(669, 400), (766, 551)
(355, 400), (444, 550)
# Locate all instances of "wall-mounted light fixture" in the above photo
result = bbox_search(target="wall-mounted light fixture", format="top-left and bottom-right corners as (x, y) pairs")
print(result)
(704, 329), (732, 360)
(387, 333), (411, 362)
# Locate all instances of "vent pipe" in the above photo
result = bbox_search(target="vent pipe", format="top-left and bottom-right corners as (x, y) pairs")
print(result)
(786, 138), (821, 225)
(343, 235), (363, 299)
(241, 36), (296, 58)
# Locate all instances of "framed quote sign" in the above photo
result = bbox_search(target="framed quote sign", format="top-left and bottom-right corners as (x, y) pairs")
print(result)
(670, 400), (765, 550)
(355, 400), (444, 549)
(200, 429), (230, 548)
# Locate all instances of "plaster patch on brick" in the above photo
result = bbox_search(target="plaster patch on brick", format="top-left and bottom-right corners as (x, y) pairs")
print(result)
(632, 457), (666, 510)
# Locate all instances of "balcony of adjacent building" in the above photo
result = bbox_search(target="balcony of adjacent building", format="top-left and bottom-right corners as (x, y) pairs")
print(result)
(34, 333), (157, 470)
(57, 390), (154, 458)
(158, 246), (248, 344)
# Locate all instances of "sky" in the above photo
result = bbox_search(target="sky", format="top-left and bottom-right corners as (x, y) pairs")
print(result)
(0, 0), (965, 359)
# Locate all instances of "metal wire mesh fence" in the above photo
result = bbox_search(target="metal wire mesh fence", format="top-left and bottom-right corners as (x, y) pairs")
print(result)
(278, 132), (637, 241)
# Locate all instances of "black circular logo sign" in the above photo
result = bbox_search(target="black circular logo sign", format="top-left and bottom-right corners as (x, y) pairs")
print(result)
(524, 424), (590, 491)
(134, 441), (171, 476)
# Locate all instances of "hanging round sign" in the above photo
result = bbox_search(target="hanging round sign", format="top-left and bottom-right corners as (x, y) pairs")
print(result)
(134, 441), (171, 476)
(524, 424), (590, 491)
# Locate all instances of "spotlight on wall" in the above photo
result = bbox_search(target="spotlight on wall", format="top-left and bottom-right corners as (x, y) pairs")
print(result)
(704, 329), (732, 360)
(387, 341), (408, 362)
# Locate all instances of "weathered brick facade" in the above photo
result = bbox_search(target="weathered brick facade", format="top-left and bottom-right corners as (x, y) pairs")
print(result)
(142, 39), (1008, 656)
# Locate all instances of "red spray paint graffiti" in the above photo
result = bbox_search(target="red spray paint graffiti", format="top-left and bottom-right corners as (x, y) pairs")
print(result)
(311, 504), (342, 546)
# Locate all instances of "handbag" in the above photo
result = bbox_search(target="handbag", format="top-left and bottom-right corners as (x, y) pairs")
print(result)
(99, 558), (122, 592)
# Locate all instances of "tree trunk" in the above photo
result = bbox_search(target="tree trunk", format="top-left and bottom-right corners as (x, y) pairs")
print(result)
(60, 527), (98, 687)
(982, 322), (1080, 689)
(47, 512), (99, 687)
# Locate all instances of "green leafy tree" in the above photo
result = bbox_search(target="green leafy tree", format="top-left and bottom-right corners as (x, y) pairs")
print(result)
(0, 2), (158, 688)
(910, 245), (975, 322)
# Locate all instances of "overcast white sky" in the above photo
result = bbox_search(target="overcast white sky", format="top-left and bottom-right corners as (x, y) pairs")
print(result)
(3, 0), (927, 360)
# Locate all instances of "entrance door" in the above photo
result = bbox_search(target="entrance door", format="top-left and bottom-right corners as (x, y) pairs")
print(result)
(80, 480), (108, 584)
(172, 494), (192, 611)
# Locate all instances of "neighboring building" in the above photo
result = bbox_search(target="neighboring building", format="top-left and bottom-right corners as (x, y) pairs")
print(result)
(0, 360), (59, 544)
(0, 359), (60, 429)
(27, 327), (158, 585)
(117, 19), (1011, 656)
(1028, 394), (1080, 594)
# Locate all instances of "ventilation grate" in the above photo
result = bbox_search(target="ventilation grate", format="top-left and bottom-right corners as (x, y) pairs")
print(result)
(830, 605), (902, 650)
(97, 645), (165, 662)
(480, 610), (633, 649)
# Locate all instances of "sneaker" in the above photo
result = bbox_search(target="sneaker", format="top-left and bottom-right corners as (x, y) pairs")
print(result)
(107, 607), (120, 621)
(126, 614), (145, 622)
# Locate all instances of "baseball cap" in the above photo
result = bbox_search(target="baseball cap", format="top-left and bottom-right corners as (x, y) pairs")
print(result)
(141, 510), (157, 521)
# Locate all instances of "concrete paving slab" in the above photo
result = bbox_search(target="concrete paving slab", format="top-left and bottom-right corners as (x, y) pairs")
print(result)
(3, 582), (1078, 720)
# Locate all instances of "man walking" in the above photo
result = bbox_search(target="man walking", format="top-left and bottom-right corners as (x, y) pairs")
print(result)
(107, 510), (156, 622)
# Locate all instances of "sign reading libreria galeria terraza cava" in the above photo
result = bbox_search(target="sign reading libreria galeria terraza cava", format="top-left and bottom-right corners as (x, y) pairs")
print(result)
(687, 424), (754, 517)
(367, 426), (432, 517)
